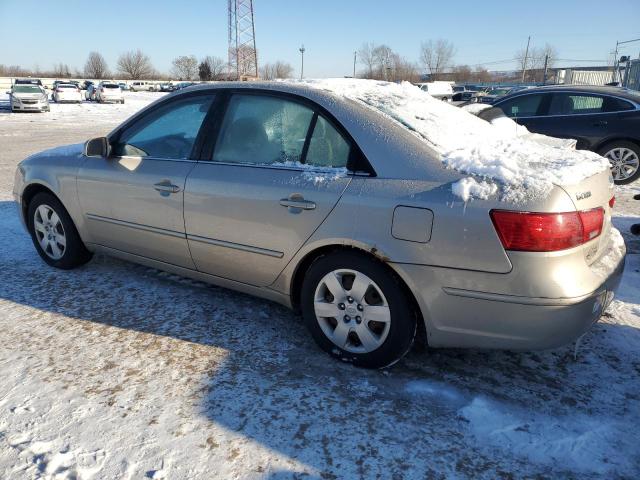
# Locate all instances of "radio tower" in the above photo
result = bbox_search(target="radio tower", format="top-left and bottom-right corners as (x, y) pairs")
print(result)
(228, 0), (258, 80)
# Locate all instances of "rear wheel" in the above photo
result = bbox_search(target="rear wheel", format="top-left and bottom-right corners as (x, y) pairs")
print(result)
(27, 192), (92, 269)
(599, 141), (640, 184)
(301, 251), (417, 368)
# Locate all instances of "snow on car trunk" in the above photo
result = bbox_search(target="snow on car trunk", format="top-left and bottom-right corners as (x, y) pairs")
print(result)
(298, 79), (610, 202)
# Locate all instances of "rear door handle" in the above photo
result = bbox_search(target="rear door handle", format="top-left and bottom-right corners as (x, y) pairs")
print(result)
(280, 194), (316, 212)
(154, 180), (181, 194)
(593, 120), (608, 127)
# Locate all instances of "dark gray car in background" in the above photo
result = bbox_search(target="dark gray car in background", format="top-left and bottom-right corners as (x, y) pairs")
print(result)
(488, 85), (640, 184)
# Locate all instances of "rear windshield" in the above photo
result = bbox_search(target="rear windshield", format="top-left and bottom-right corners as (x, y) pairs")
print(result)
(103, 84), (119, 89)
(13, 85), (42, 94)
(58, 85), (77, 89)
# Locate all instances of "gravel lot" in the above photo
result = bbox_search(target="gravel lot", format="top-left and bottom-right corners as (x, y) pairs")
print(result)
(0, 92), (639, 479)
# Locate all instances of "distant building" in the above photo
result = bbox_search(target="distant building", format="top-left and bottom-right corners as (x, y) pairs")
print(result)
(554, 66), (616, 86)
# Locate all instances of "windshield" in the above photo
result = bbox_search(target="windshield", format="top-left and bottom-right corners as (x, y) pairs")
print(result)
(13, 85), (42, 94)
(103, 84), (119, 89)
(58, 85), (77, 89)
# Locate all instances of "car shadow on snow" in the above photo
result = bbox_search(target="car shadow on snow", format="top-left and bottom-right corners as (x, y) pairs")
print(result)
(1, 201), (639, 478)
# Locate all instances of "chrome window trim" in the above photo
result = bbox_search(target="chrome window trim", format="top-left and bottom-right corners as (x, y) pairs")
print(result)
(110, 154), (199, 164)
(193, 158), (350, 174)
(187, 234), (284, 258)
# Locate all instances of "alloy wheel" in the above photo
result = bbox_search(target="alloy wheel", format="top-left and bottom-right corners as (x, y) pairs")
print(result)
(605, 147), (640, 181)
(314, 269), (391, 353)
(33, 204), (66, 260)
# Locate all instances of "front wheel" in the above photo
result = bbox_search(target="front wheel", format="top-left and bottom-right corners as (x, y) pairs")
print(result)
(599, 141), (640, 184)
(27, 192), (92, 269)
(301, 251), (417, 368)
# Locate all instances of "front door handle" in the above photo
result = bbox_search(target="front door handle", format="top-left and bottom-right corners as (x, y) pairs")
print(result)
(280, 193), (316, 213)
(593, 120), (608, 127)
(154, 180), (181, 194)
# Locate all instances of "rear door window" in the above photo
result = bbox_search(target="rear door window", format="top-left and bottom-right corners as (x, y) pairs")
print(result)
(305, 115), (350, 168)
(213, 94), (314, 165)
(548, 93), (604, 115)
(496, 94), (545, 118)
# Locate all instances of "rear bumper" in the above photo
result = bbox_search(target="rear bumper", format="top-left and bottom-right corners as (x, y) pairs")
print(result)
(392, 230), (626, 350)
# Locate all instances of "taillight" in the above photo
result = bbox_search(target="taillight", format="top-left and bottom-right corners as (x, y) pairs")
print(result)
(580, 208), (604, 242)
(609, 196), (615, 208)
(490, 208), (604, 252)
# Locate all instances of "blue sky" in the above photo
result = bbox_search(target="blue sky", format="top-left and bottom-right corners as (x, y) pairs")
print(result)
(1, 0), (638, 77)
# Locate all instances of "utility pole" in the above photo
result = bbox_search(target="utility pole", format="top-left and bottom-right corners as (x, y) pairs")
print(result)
(521, 35), (531, 82)
(542, 54), (549, 84)
(299, 45), (305, 80)
(353, 51), (357, 78)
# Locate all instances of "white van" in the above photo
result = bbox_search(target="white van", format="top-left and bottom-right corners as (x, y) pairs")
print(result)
(417, 81), (454, 102)
(129, 81), (158, 92)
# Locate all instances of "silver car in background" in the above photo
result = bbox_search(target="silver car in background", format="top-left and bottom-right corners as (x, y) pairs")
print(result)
(8, 84), (50, 112)
(12, 82), (625, 368)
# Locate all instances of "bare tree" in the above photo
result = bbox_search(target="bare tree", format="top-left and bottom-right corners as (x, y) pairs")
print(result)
(171, 55), (198, 80)
(473, 66), (492, 83)
(52, 63), (72, 78)
(117, 50), (154, 80)
(84, 52), (109, 79)
(0, 64), (28, 76)
(199, 56), (226, 81)
(260, 61), (294, 80)
(420, 39), (456, 80)
(372, 44), (395, 80)
(452, 64), (473, 83)
(355, 42), (419, 82)
(357, 42), (376, 78)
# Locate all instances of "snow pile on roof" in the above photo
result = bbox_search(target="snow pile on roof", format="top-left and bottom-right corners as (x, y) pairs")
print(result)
(298, 79), (610, 201)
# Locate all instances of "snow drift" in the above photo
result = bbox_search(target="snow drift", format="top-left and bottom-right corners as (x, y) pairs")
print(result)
(297, 79), (610, 202)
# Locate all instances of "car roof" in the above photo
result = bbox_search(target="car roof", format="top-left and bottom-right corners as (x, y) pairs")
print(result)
(498, 84), (640, 102)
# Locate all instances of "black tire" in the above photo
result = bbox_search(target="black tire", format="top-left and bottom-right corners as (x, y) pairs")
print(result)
(598, 140), (640, 185)
(301, 251), (417, 368)
(27, 192), (92, 269)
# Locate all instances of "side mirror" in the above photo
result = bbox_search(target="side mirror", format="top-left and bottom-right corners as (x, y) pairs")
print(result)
(84, 137), (109, 157)
(5, 91), (10, 95)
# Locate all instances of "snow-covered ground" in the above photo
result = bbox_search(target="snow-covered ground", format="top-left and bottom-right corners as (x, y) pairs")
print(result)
(0, 89), (639, 479)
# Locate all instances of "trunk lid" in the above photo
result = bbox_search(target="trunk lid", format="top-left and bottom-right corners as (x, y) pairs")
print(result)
(557, 168), (615, 264)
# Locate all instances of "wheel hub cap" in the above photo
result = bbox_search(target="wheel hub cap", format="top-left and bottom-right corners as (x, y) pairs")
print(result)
(33, 204), (66, 260)
(605, 147), (639, 181)
(313, 269), (391, 354)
